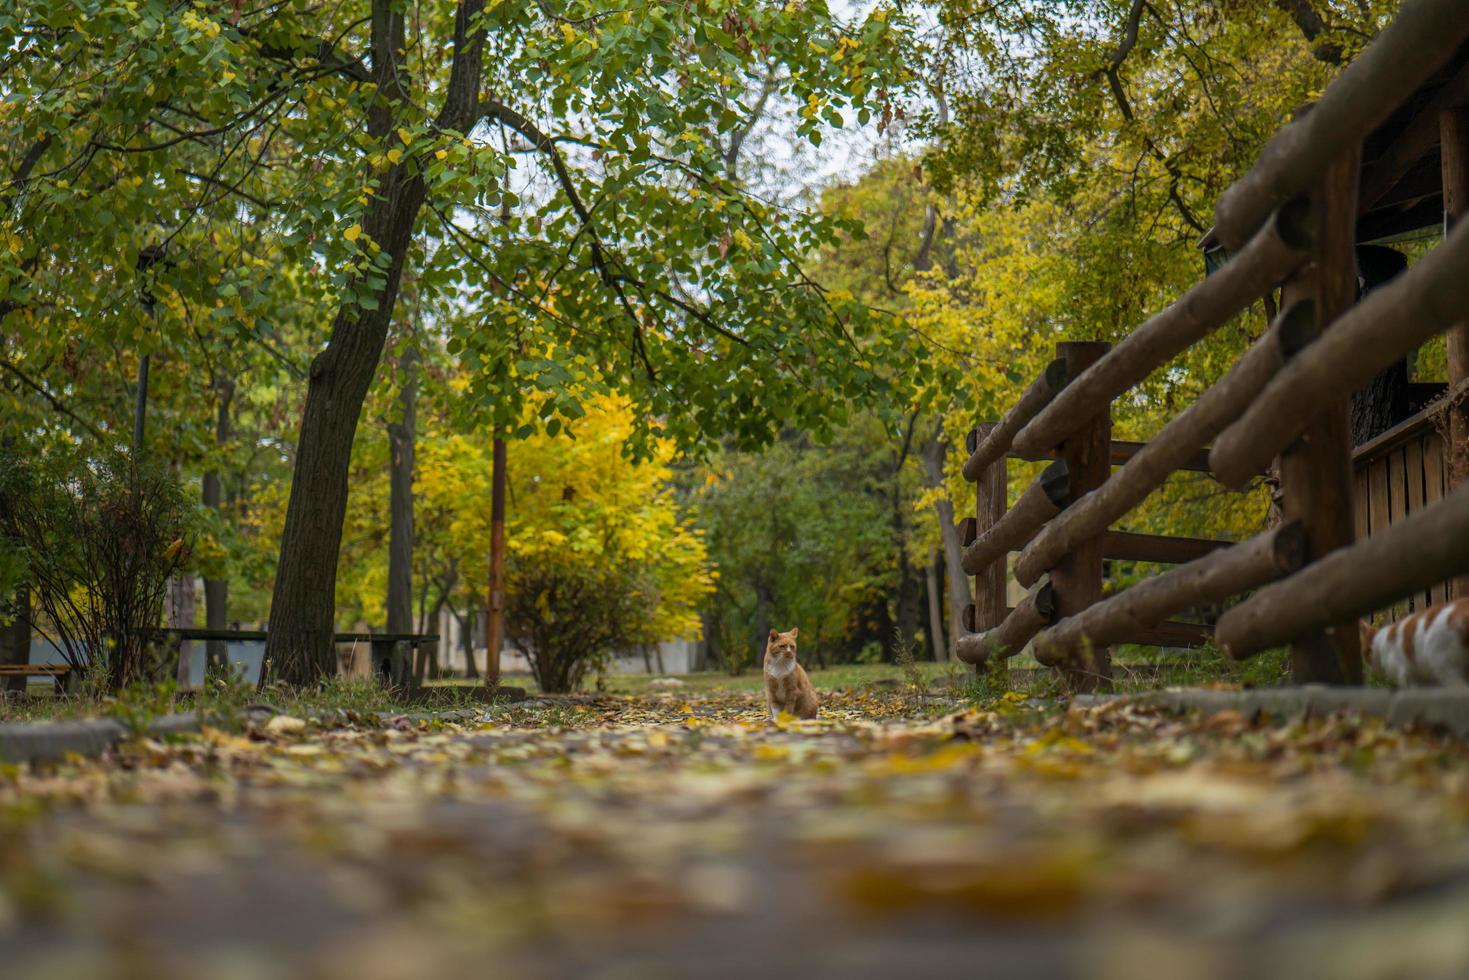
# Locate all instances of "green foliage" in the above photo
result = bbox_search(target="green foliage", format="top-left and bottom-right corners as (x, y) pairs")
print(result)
(0, 443), (193, 691)
(691, 427), (897, 668)
(107, 678), (180, 736)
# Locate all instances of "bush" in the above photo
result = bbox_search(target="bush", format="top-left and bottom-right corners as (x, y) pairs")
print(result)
(503, 556), (656, 694)
(0, 445), (192, 691)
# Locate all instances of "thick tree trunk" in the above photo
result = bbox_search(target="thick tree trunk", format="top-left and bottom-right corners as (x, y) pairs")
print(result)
(1351, 245), (1412, 446)
(261, 0), (483, 686)
(386, 348), (417, 636)
(203, 378), (232, 673)
(263, 201), (424, 684)
(1350, 361), (1411, 445)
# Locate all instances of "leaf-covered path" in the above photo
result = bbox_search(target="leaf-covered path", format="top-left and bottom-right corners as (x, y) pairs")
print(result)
(3, 688), (1469, 979)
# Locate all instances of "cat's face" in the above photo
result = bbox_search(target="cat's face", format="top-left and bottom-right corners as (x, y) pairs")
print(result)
(766, 628), (799, 666)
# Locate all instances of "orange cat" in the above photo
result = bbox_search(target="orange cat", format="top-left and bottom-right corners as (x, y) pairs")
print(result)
(764, 628), (818, 721)
(1360, 598), (1469, 687)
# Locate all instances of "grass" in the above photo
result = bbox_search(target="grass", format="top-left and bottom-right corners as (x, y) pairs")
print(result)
(427, 661), (962, 696)
(0, 641), (1357, 726)
(0, 673), (495, 728)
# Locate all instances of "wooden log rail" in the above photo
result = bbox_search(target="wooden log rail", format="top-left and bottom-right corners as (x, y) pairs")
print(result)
(1099, 531), (1229, 565)
(1014, 301), (1318, 586)
(955, 580), (1055, 666)
(1210, 213), (1469, 489)
(1031, 522), (1308, 666)
(1010, 440), (1211, 473)
(962, 359), (1068, 481)
(961, 524), (1226, 566)
(1216, 481), (1469, 660)
(1213, 0), (1469, 249)
(960, 461), (1070, 575)
(1011, 200), (1313, 459)
(952, 2), (1469, 686)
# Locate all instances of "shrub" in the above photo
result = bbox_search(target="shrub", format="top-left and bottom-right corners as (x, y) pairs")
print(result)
(0, 445), (192, 691)
(503, 556), (656, 694)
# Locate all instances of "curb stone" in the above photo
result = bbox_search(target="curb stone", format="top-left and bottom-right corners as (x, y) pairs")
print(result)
(0, 711), (201, 765)
(1073, 687), (1469, 737)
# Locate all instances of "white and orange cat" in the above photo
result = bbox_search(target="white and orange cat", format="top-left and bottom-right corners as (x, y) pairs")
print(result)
(764, 627), (818, 721)
(1360, 598), (1469, 687)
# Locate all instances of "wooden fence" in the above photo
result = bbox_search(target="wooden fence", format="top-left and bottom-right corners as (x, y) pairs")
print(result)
(954, 0), (1469, 689)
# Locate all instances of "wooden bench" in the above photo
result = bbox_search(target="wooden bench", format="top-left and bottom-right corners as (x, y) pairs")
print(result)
(160, 629), (440, 689)
(0, 664), (76, 695)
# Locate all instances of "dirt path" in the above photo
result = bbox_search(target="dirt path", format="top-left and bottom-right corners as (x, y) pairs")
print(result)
(1, 689), (1467, 979)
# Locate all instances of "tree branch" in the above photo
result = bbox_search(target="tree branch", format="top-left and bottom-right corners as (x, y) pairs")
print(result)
(1272, 0), (1345, 64)
(0, 356), (107, 441)
(476, 95), (658, 379)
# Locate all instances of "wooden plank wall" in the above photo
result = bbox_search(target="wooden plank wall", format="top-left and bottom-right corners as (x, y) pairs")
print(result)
(1352, 427), (1451, 620)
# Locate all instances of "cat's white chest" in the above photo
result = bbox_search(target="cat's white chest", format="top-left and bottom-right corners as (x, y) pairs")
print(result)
(765, 658), (795, 680)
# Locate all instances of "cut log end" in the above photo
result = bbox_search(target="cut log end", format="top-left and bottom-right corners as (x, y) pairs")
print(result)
(1271, 519), (1310, 574)
(1040, 459), (1071, 508)
(1273, 195), (1315, 253)
(1042, 357), (1069, 394)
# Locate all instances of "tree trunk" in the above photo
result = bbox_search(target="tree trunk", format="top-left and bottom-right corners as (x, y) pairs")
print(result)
(263, 202), (424, 685)
(166, 574), (194, 687)
(919, 434), (966, 659)
(133, 353), (149, 458)
(1350, 245), (1412, 446)
(261, 0), (484, 686)
(459, 608), (479, 679)
(484, 436), (506, 687)
(424, 597), (444, 679)
(1, 583), (29, 694)
(386, 347), (417, 636)
(203, 378), (233, 673)
(924, 548), (946, 661)
(1350, 361), (1411, 445)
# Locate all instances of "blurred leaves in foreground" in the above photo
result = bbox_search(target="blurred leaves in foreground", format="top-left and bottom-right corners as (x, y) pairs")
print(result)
(0, 686), (1466, 979)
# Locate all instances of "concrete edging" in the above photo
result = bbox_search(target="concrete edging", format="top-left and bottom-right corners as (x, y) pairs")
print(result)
(1074, 686), (1469, 737)
(0, 711), (201, 765)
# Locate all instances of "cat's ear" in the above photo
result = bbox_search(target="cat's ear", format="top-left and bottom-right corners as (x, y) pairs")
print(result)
(768, 629), (779, 642)
(789, 627), (799, 638)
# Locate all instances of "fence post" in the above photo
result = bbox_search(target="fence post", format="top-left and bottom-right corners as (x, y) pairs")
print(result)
(1276, 140), (1363, 684)
(967, 423), (1008, 660)
(1050, 341), (1112, 691)
(1442, 107), (1469, 601)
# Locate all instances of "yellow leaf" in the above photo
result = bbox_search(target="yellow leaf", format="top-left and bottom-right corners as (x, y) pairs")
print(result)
(386, 147), (403, 164)
(560, 23), (577, 44)
(344, 224), (362, 242)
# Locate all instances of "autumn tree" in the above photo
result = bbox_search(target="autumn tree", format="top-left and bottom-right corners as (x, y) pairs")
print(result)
(3, 1), (921, 685)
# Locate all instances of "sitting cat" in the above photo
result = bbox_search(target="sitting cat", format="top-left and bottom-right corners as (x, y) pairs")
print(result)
(1360, 598), (1469, 687)
(764, 627), (818, 721)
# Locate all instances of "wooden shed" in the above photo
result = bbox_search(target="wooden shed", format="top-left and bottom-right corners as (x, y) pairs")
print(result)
(1202, 39), (1469, 620)
(1351, 39), (1469, 616)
